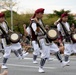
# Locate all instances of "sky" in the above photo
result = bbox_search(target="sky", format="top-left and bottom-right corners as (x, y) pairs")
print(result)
(2, 0), (76, 14)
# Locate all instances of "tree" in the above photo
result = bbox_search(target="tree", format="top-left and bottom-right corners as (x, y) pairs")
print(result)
(0, 0), (16, 10)
(53, 9), (70, 17)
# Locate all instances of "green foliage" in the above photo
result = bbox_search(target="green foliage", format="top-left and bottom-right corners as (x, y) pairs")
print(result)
(68, 14), (75, 25)
(53, 9), (70, 17)
(43, 14), (58, 26)
(13, 13), (33, 34)
(4, 10), (18, 18)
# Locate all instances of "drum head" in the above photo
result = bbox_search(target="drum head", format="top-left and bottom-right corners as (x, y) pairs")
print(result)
(47, 29), (58, 40)
(10, 33), (20, 43)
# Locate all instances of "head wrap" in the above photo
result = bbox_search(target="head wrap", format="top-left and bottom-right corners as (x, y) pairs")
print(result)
(61, 12), (68, 18)
(32, 8), (45, 18)
(0, 12), (5, 18)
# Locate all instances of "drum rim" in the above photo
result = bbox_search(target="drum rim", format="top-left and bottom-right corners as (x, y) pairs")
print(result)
(47, 28), (58, 40)
(9, 32), (20, 43)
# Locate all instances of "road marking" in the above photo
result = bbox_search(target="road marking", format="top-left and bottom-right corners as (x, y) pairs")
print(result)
(7, 63), (57, 69)
(23, 57), (57, 61)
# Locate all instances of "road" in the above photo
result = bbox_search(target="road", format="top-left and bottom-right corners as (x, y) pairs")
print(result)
(0, 53), (76, 75)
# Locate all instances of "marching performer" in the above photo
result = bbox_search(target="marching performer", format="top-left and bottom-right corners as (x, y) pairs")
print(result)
(30, 8), (69, 73)
(0, 12), (25, 69)
(56, 12), (72, 63)
(30, 13), (41, 64)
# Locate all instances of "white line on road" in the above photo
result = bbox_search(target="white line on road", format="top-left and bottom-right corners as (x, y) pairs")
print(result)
(7, 63), (57, 69)
(23, 57), (57, 61)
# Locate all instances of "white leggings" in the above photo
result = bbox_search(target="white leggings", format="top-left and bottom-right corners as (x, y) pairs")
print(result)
(3, 42), (22, 58)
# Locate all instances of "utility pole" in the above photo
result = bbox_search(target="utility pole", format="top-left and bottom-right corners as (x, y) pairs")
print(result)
(10, 0), (13, 31)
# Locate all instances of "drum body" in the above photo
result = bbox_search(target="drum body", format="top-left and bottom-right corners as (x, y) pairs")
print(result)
(9, 33), (20, 43)
(71, 33), (76, 43)
(47, 29), (58, 41)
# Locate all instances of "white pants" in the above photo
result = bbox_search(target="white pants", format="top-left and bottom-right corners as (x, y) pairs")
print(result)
(64, 43), (72, 55)
(50, 42), (59, 53)
(32, 41), (40, 55)
(39, 39), (51, 59)
(3, 42), (22, 58)
(72, 43), (76, 53)
(11, 42), (22, 51)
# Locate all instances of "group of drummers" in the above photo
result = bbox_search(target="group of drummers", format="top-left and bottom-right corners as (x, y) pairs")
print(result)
(0, 8), (76, 73)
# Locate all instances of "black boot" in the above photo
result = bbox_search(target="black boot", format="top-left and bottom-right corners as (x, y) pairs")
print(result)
(33, 55), (37, 61)
(13, 50), (19, 57)
(64, 55), (69, 62)
(55, 51), (63, 63)
(3, 58), (8, 65)
(33, 55), (38, 63)
(40, 58), (47, 68)
(2, 58), (8, 69)
(17, 49), (23, 56)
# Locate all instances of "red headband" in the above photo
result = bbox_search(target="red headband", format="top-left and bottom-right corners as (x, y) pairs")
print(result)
(32, 8), (45, 18)
(0, 12), (5, 18)
(61, 13), (68, 18)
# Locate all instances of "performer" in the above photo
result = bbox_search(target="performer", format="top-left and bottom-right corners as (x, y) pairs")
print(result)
(30, 8), (69, 73)
(0, 12), (25, 69)
(57, 12), (72, 63)
(30, 15), (41, 64)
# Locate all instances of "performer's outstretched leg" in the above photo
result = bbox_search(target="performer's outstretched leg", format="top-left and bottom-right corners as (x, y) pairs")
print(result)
(55, 51), (63, 62)
(38, 58), (47, 73)
(55, 51), (69, 67)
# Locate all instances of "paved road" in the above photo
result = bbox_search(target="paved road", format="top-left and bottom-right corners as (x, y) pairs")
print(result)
(0, 53), (76, 75)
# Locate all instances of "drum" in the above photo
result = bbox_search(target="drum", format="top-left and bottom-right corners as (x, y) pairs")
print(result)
(71, 33), (76, 43)
(9, 33), (20, 43)
(47, 29), (58, 41)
